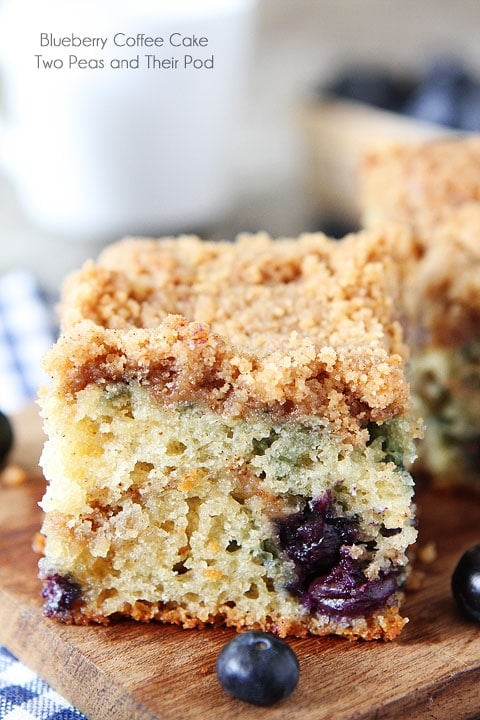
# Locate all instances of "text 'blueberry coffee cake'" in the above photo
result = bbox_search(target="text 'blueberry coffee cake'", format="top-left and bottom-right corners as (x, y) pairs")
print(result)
(38, 230), (419, 640)
(360, 137), (480, 488)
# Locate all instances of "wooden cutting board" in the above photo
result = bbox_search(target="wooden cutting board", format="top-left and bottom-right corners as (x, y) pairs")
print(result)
(1, 478), (480, 720)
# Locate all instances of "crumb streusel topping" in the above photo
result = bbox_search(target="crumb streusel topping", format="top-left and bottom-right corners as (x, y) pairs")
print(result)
(360, 138), (480, 346)
(360, 136), (480, 235)
(44, 230), (411, 442)
(405, 203), (480, 346)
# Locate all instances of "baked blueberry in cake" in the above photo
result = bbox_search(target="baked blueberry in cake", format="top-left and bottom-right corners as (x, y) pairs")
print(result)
(360, 137), (480, 488)
(38, 230), (419, 640)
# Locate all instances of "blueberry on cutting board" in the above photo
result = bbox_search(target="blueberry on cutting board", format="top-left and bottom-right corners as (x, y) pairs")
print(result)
(0, 410), (13, 465)
(217, 631), (299, 706)
(451, 545), (480, 623)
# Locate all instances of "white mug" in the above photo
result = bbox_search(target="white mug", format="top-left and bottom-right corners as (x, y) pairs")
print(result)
(0, 0), (255, 243)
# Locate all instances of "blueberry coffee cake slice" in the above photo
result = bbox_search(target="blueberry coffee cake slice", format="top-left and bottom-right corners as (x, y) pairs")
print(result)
(360, 137), (480, 488)
(401, 204), (480, 487)
(38, 230), (419, 640)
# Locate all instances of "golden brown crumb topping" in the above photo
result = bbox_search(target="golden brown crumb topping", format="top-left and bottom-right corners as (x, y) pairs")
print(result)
(360, 137), (480, 346)
(45, 230), (412, 442)
(360, 136), (480, 236)
(405, 203), (480, 345)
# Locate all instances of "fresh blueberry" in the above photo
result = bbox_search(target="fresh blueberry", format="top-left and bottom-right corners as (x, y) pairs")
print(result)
(403, 84), (460, 127)
(458, 83), (480, 131)
(216, 631), (299, 706)
(0, 410), (13, 465)
(322, 67), (402, 111)
(451, 545), (480, 623)
(422, 57), (471, 88)
(403, 57), (472, 127)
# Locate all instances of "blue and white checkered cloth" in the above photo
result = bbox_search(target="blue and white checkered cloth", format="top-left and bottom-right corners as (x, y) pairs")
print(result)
(0, 270), (87, 719)
(0, 648), (87, 720)
(0, 269), (57, 415)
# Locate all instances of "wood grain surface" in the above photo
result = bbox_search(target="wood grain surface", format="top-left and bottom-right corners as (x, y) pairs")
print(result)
(1, 478), (479, 720)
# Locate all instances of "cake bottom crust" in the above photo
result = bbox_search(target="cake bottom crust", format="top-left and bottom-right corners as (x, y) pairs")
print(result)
(54, 595), (407, 641)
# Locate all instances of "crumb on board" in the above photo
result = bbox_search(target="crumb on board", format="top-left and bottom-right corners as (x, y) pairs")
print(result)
(199, 665), (213, 676)
(0, 464), (28, 487)
(32, 532), (46, 555)
(406, 569), (427, 592)
(418, 541), (438, 565)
